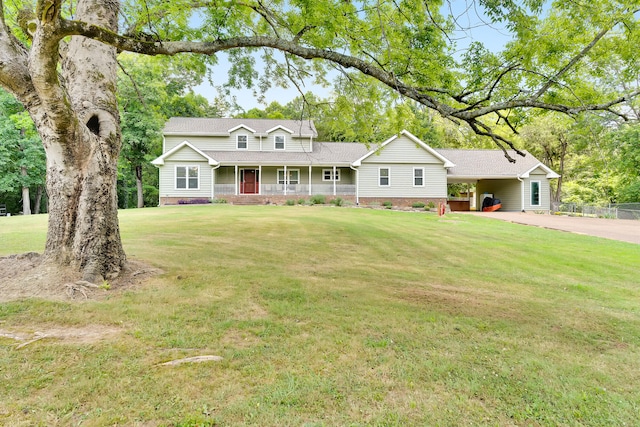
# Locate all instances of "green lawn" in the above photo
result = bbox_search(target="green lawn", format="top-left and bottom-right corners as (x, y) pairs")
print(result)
(1, 205), (639, 426)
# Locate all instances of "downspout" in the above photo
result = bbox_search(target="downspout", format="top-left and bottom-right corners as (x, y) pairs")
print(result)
(350, 164), (359, 205)
(308, 165), (312, 196)
(259, 165), (262, 195)
(517, 175), (524, 212)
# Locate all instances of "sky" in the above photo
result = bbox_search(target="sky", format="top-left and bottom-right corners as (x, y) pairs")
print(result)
(194, 1), (516, 113)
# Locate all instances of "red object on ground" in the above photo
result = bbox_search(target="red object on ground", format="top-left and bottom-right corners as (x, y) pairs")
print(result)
(482, 203), (502, 212)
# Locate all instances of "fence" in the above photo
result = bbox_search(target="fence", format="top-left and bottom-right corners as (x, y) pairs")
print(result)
(552, 202), (640, 220)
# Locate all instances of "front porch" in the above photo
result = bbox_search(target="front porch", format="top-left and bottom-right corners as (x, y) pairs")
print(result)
(213, 165), (357, 198)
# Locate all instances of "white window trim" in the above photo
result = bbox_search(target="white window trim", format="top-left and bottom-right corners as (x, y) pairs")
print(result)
(413, 167), (425, 187)
(274, 135), (286, 150)
(378, 167), (390, 187)
(236, 134), (248, 150)
(530, 180), (541, 206)
(277, 168), (300, 184)
(322, 168), (341, 182)
(175, 165), (200, 190)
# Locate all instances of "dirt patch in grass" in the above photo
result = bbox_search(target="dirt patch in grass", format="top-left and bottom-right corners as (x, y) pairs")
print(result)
(393, 283), (528, 320)
(0, 252), (162, 302)
(0, 324), (122, 346)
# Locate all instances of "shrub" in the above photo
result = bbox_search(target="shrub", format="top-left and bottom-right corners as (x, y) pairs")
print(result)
(297, 198), (306, 205)
(412, 201), (426, 209)
(331, 197), (344, 207)
(286, 199), (296, 206)
(212, 198), (227, 204)
(310, 194), (326, 205)
(427, 201), (436, 209)
(382, 201), (393, 209)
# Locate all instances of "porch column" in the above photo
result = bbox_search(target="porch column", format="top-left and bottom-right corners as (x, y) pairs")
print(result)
(284, 165), (287, 196)
(235, 165), (238, 195)
(258, 165), (262, 195)
(308, 165), (312, 195)
(211, 166), (215, 199)
(333, 165), (337, 196)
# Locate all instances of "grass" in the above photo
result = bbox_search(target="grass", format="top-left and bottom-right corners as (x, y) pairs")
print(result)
(1, 205), (639, 426)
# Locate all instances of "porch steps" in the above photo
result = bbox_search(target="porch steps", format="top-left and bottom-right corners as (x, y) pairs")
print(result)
(230, 197), (266, 206)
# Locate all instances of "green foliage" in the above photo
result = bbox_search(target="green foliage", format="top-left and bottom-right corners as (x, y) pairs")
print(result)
(309, 194), (326, 205)
(116, 54), (224, 208)
(330, 197), (343, 207)
(0, 89), (46, 213)
(382, 201), (393, 208)
(285, 199), (296, 206)
(411, 201), (426, 209)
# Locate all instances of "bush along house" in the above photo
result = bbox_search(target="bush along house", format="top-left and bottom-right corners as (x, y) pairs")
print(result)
(152, 118), (559, 211)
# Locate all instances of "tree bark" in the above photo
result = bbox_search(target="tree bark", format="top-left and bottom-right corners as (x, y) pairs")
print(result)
(27, 0), (126, 282)
(21, 166), (31, 215)
(34, 185), (44, 214)
(136, 164), (144, 208)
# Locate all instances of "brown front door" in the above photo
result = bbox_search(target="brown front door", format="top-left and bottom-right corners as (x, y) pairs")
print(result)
(241, 169), (259, 194)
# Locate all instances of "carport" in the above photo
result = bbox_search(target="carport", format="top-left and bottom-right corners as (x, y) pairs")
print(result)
(436, 148), (560, 212)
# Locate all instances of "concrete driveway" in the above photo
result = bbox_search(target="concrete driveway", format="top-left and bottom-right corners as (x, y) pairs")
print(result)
(461, 211), (640, 245)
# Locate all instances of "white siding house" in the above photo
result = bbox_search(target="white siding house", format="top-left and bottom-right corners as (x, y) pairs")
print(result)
(152, 118), (559, 211)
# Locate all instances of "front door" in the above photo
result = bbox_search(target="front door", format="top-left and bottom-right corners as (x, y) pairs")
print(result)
(241, 169), (259, 194)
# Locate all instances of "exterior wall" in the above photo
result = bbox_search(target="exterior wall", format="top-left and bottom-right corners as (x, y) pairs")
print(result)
(164, 145), (207, 161)
(476, 179), (522, 211)
(523, 169), (551, 211)
(164, 134), (312, 153)
(356, 135), (448, 198)
(357, 163), (447, 198)
(158, 160), (213, 202)
(372, 135), (444, 164)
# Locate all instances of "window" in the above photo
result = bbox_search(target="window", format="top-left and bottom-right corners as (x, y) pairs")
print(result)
(379, 168), (390, 186)
(530, 181), (540, 206)
(322, 169), (341, 181)
(413, 168), (424, 187)
(278, 169), (299, 185)
(274, 135), (285, 150)
(176, 165), (199, 189)
(237, 134), (248, 149)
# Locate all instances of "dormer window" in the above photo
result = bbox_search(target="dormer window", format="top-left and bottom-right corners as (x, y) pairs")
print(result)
(237, 134), (248, 149)
(274, 135), (285, 150)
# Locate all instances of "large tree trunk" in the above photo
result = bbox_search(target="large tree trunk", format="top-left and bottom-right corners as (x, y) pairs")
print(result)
(29, 0), (126, 282)
(136, 164), (144, 208)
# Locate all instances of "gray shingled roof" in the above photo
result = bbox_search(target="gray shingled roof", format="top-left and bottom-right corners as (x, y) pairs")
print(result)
(436, 149), (545, 179)
(204, 142), (369, 165)
(164, 117), (317, 137)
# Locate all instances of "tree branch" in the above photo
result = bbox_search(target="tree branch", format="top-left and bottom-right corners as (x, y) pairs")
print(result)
(59, 17), (640, 147)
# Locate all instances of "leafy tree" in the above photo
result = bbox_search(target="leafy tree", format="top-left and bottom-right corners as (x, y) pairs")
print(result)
(0, 0), (638, 282)
(519, 115), (573, 203)
(608, 123), (640, 203)
(0, 89), (45, 215)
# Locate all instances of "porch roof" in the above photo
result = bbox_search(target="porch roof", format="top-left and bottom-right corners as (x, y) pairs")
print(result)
(204, 142), (369, 166)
